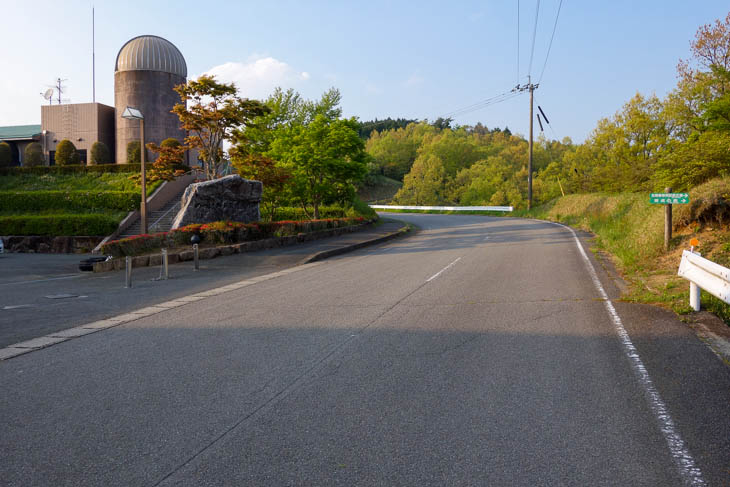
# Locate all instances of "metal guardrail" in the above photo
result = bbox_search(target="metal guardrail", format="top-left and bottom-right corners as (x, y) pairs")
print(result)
(370, 205), (514, 212)
(677, 249), (730, 311)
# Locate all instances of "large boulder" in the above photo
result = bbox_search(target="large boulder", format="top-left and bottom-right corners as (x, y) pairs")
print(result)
(171, 175), (262, 229)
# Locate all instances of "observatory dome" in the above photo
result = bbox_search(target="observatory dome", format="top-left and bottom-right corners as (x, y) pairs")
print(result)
(115, 35), (187, 78)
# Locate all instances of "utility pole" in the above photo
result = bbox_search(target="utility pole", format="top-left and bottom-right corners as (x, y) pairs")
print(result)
(514, 77), (539, 209)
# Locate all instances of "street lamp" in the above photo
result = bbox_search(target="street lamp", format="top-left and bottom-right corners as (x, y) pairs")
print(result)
(121, 107), (147, 234)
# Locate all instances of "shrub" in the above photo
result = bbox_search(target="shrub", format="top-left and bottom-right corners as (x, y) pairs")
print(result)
(127, 140), (141, 163)
(0, 162), (184, 176)
(55, 139), (79, 166)
(0, 191), (140, 212)
(0, 142), (11, 167)
(100, 217), (370, 257)
(23, 142), (44, 167)
(0, 214), (119, 236)
(90, 141), (111, 165)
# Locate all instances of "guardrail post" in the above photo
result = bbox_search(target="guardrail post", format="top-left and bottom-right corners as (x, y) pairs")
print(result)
(193, 243), (199, 271)
(162, 248), (169, 280)
(125, 256), (132, 288)
(690, 282), (701, 311)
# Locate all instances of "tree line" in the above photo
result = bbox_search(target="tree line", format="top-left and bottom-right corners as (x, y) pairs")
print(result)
(379, 13), (730, 208)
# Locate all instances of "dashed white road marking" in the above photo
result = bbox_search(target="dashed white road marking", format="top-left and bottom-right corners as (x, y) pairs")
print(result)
(426, 257), (461, 282)
(547, 220), (705, 486)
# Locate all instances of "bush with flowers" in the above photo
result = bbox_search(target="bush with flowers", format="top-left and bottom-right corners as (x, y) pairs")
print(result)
(100, 217), (370, 257)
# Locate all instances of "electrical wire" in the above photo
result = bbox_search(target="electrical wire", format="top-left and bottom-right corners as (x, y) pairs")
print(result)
(440, 90), (525, 119)
(527, 0), (541, 77)
(537, 0), (564, 84)
(517, 0), (520, 84)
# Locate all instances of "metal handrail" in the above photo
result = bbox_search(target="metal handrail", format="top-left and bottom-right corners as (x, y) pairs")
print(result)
(149, 200), (181, 233)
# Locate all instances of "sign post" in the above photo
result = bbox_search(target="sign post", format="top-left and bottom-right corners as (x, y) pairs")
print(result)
(649, 189), (690, 251)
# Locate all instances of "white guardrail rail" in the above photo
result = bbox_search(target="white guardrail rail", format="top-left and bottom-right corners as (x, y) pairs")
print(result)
(370, 205), (514, 212)
(677, 249), (730, 311)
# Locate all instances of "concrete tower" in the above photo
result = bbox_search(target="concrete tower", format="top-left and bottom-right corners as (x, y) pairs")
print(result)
(114, 35), (187, 164)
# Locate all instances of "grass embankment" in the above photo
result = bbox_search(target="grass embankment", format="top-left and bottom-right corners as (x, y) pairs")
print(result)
(0, 172), (161, 236)
(357, 175), (402, 204)
(520, 177), (730, 323)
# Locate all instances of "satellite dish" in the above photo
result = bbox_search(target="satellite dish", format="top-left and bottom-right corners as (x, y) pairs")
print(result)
(42, 88), (54, 100)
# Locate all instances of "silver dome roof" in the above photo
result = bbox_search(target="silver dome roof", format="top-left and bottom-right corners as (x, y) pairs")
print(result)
(115, 35), (187, 77)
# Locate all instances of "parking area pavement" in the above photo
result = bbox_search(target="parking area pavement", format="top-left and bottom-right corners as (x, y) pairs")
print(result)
(0, 219), (407, 348)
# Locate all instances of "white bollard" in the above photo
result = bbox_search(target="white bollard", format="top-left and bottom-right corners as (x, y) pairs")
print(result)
(690, 281), (701, 312)
(162, 248), (169, 280)
(125, 256), (132, 288)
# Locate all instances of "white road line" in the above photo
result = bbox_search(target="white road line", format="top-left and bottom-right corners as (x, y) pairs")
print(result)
(0, 274), (82, 287)
(426, 257), (461, 282)
(548, 220), (705, 486)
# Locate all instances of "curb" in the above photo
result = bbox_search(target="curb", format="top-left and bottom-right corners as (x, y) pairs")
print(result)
(303, 224), (412, 263)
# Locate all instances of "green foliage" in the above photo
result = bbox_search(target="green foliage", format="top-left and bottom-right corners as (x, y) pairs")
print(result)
(126, 140), (141, 163)
(387, 13), (730, 209)
(232, 87), (369, 219)
(0, 142), (12, 167)
(90, 141), (111, 165)
(55, 139), (79, 166)
(173, 74), (269, 180)
(358, 117), (418, 138)
(0, 214), (119, 236)
(0, 163), (156, 177)
(0, 191), (140, 212)
(23, 142), (44, 167)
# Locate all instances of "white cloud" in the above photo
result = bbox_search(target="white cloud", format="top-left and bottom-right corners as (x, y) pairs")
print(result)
(403, 74), (424, 87)
(202, 57), (310, 99)
(365, 83), (382, 95)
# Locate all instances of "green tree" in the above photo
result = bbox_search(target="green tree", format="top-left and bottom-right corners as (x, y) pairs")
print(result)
(23, 142), (44, 167)
(0, 142), (11, 167)
(232, 154), (292, 221)
(268, 114), (368, 219)
(90, 141), (111, 165)
(126, 141), (141, 163)
(55, 139), (79, 165)
(173, 74), (268, 180)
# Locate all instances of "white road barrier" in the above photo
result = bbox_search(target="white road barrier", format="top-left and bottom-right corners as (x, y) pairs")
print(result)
(677, 250), (730, 311)
(370, 205), (513, 212)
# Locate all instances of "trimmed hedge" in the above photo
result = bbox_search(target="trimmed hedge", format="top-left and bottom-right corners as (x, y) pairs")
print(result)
(23, 142), (44, 167)
(0, 163), (189, 176)
(0, 190), (141, 212)
(0, 214), (119, 236)
(273, 206), (348, 220)
(101, 218), (369, 257)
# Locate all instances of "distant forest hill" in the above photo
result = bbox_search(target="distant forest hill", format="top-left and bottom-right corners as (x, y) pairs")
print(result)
(357, 117), (511, 138)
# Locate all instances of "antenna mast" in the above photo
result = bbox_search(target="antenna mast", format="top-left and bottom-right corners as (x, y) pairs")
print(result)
(92, 6), (96, 103)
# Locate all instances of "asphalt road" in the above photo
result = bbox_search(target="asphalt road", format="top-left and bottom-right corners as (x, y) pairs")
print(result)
(0, 214), (728, 486)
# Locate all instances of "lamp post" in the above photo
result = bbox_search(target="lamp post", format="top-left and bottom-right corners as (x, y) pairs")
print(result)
(121, 107), (147, 234)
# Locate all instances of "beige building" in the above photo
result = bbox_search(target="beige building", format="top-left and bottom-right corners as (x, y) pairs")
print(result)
(41, 103), (115, 164)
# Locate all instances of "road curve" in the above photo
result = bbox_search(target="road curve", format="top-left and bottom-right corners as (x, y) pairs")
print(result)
(0, 214), (728, 486)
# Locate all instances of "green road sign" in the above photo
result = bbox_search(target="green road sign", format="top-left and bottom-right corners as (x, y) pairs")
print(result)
(650, 193), (689, 204)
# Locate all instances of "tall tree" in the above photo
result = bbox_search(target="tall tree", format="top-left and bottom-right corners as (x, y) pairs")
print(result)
(268, 114), (368, 219)
(173, 75), (268, 180)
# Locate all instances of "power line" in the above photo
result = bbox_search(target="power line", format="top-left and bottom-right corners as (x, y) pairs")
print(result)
(527, 0), (541, 77)
(517, 0), (520, 84)
(537, 0), (564, 84)
(440, 90), (525, 119)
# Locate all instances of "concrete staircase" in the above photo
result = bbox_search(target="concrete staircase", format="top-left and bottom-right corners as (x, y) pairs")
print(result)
(118, 188), (186, 238)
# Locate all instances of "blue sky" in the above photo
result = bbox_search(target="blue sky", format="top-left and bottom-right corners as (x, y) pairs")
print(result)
(1, 1), (728, 142)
